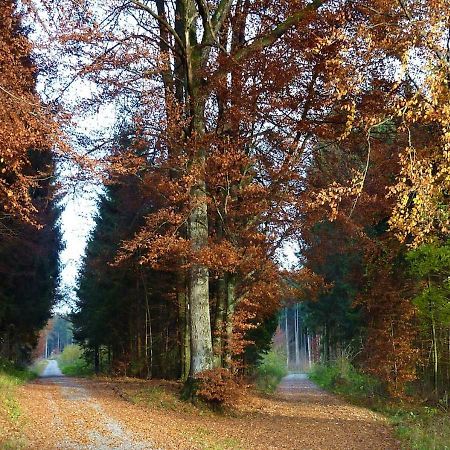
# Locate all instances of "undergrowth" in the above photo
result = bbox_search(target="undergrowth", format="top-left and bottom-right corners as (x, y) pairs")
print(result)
(57, 344), (93, 376)
(29, 359), (48, 377)
(255, 350), (287, 393)
(310, 358), (450, 450)
(0, 359), (35, 449)
(132, 385), (201, 413)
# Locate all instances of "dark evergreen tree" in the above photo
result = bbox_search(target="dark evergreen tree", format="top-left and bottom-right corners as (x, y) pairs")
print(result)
(0, 149), (60, 363)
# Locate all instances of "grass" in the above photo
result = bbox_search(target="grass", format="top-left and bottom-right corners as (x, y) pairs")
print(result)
(191, 426), (243, 450)
(60, 361), (93, 376)
(309, 358), (450, 450)
(132, 385), (182, 410)
(255, 350), (288, 393)
(0, 359), (36, 449)
(130, 383), (212, 415)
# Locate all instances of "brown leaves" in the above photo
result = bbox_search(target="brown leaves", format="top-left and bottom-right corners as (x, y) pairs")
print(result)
(0, 1), (57, 227)
(195, 368), (241, 406)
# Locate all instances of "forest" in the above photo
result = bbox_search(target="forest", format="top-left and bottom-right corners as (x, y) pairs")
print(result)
(0, 0), (449, 447)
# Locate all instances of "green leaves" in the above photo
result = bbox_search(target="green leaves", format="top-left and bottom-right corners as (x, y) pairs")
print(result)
(407, 240), (450, 326)
(407, 240), (450, 279)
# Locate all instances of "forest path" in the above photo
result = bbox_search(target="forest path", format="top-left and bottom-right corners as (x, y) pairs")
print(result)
(16, 374), (401, 449)
(40, 359), (63, 377)
(18, 375), (156, 449)
(277, 372), (327, 398)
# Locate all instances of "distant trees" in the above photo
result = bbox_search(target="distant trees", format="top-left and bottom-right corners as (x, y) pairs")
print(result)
(301, 221), (364, 363)
(0, 1), (59, 364)
(74, 173), (181, 378)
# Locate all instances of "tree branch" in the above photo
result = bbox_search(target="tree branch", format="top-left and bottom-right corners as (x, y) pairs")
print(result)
(233, 0), (325, 62)
(211, 0), (234, 34)
(397, 0), (449, 67)
(195, 0), (217, 45)
(129, 0), (186, 53)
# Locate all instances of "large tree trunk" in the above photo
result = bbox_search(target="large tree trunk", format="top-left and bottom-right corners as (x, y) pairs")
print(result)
(188, 193), (213, 375)
(185, 0), (214, 376)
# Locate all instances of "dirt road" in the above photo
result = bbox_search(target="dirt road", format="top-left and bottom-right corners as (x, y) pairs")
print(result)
(15, 367), (400, 449)
(41, 360), (63, 378)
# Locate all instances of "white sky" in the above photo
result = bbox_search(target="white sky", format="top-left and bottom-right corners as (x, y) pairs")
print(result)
(55, 105), (116, 312)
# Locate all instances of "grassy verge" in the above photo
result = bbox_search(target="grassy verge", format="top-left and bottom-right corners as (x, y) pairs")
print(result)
(29, 359), (48, 377)
(255, 350), (288, 394)
(0, 359), (36, 449)
(59, 361), (93, 376)
(309, 359), (450, 450)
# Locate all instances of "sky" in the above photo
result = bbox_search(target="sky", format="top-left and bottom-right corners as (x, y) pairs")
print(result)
(54, 106), (116, 313)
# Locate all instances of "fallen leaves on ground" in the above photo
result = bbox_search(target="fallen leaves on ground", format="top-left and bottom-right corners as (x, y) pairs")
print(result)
(12, 375), (400, 449)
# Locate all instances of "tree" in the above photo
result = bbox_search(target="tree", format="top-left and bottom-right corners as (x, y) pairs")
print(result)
(407, 240), (450, 396)
(34, 0), (449, 391)
(301, 221), (364, 362)
(0, 148), (60, 363)
(300, 120), (421, 394)
(0, 0), (56, 228)
(39, 0), (359, 379)
(0, 1), (60, 364)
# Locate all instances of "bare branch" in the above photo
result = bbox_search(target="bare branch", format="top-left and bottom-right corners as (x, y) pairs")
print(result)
(211, 0), (234, 34)
(233, 0), (325, 62)
(195, 0), (213, 37)
(129, 0), (186, 53)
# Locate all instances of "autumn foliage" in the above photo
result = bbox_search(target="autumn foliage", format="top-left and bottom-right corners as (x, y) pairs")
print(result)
(1, 0), (449, 402)
(0, 1), (59, 362)
(0, 0), (56, 226)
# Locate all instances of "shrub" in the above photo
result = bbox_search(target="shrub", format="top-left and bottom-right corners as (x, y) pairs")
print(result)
(58, 344), (82, 366)
(29, 359), (48, 377)
(0, 358), (35, 447)
(256, 350), (287, 393)
(57, 345), (93, 376)
(195, 368), (240, 407)
(309, 356), (381, 398)
(0, 359), (35, 384)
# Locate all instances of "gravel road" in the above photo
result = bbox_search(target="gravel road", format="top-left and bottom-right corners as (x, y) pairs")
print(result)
(41, 360), (63, 377)
(14, 368), (400, 449)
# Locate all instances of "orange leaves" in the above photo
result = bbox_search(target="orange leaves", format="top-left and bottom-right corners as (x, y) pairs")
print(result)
(195, 368), (241, 406)
(195, 241), (240, 273)
(0, 1), (57, 227)
(285, 268), (330, 303)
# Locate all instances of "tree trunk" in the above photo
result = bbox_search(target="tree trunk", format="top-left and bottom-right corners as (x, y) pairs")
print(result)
(295, 305), (300, 369)
(285, 309), (290, 370)
(307, 334), (312, 368)
(184, 0), (213, 378)
(179, 287), (190, 380)
(213, 275), (226, 368)
(94, 344), (100, 375)
(224, 275), (236, 368)
(188, 192), (213, 375)
(431, 310), (438, 394)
